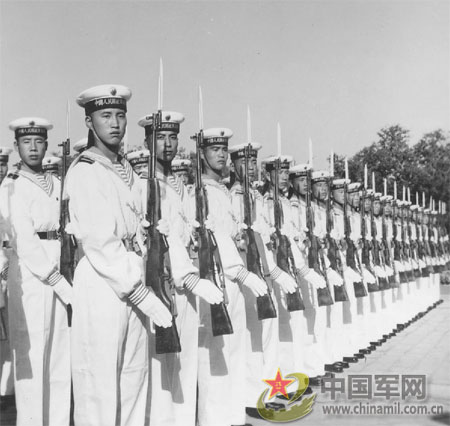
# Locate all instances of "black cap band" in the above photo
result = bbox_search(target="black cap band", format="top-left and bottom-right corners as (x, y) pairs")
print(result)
(84, 97), (127, 115)
(230, 149), (258, 161)
(15, 127), (47, 139)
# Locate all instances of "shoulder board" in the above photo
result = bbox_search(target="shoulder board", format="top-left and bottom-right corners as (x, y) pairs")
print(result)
(78, 155), (95, 165)
(7, 172), (19, 180)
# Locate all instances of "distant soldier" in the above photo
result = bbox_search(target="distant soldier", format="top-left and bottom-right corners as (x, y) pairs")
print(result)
(0, 146), (14, 406)
(171, 158), (192, 186)
(0, 117), (72, 426)
(66, 85), (172, 426)
(195, 128), (267, 426)
(42, 156), (62, 177)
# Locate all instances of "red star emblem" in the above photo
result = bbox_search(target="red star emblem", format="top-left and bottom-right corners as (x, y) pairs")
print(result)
(263, 368), (295, 400)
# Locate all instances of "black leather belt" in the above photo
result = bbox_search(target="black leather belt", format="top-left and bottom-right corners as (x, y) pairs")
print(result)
(37, 231), (59, 240)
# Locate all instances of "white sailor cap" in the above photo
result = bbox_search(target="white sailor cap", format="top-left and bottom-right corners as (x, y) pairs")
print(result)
(410, 204), (419, 211)
(289, 163), (311, 178)
(380, 195), (393, 202)
(331, 178), (350, 189)
(424, 208), (431, 214)
(9, 117), (53, 139)
(127, 149), (150, 166)
(73, 137), (88, 153)
(172, 158), (192, 172)
(347, 182), (362, 193)
(373, 192), (382, 199)
(76, 84), (132, 115)
(42, 156), (62, 171)
(311, 170), (330, 182)
(365, 188), (374, 196)
(201, 128), (233, 147)
(138, 111), (185, 134)
(228, 142), (262, 160)
(262, 155), (293, 171)
(0, 146), (13, 162)
(431, 210), (438, 215)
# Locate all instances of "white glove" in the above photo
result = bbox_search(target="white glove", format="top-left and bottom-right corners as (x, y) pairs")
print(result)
(137, 291), (172, 328)
(156, 218), (170, 236)
(191, 279), (224, 305)
(304, 269), (327, 290)
(242, 272), (268, 297)
(373, 265), (387, 278)
(272, 269), (297, 294)
(205, 217), (215, 232)
(326, 268), (344, 286)
(362, 267), (376, 284)
(385, 265), (394, 276)
(394, 260), (405, 272)
(52, 277), (73, 305)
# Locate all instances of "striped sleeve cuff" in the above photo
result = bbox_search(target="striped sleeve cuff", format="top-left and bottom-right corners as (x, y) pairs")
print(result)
(46, 270), (63, 286)
(235, 267), (250, 285)
(0, 266), (8, 281)
(128, 281), (150, 305)
(270, 266), (282, 280)
(183, 273), (200, 292)
(297, 265), (310, 277)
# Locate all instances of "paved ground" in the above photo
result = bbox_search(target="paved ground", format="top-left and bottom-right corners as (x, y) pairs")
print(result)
(1, 286), (449, 426)
(247, 284), (450, 426)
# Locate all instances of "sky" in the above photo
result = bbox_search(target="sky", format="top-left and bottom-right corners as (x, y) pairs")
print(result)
(1, 0), (449, 169)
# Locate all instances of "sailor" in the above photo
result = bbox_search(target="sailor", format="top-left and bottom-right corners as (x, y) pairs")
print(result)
(171, 158), (192, 186)
(137, 112), (222, 426)
(42, 156), (62, 177)
(0, 146), (14, 406)
(195, 128), (267, 426)
(66, 84), (172, 426)
(0, 117), (71, 425)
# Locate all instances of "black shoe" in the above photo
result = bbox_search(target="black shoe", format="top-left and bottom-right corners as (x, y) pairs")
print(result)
(276, 391), (297, 401)
(266, 402), (286, 410)
(368, 345), (376, 351)
(343, 356), (358, 363)
(359, 348), (371, 354)
(325, 363), (344, 373)
(309, 376), (323, 387)
(383, 334), (390, 339)
(370, 341), (382, 347)
(321, 372), (335, 379)
(389, 332), (396, 337)
(245, 408), (261, 419)
(354, 353), (365, 359)
(378, 338), (387, 344)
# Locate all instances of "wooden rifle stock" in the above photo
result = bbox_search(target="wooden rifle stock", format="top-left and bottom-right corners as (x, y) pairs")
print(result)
(272, 159), (304, 311)
(306, 169), (333, 306)
(59, 138), (74, 326)
(146, 111), (181, 354)
(193, 131), (233, 336)
(242, 146), (276, 320)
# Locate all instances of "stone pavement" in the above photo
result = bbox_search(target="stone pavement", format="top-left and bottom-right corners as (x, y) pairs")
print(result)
(1, 286), (449, 426)
(247, 285), (450, 426)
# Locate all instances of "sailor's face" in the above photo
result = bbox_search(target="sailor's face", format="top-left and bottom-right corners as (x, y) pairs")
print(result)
(233, 156), (257, 182)
(364, 197), (371, 213)
(348, 191), (360, 208)
(87, 108), (127, 147)
(133, 162), (148, 176)
(332, 188), (345, 205)
(271, 168), (289, 191)
(384, 202), (392, 216)
(156, 130), (178, 162)
(203, 145), (228, 172)
(292, 175), (307, 195)
(174, 170), (189, 185)
(373, 200), (381, 215)
(15, 135), (47, 168)
(0, 161), (8, 183)
(312, 181), (328, 201)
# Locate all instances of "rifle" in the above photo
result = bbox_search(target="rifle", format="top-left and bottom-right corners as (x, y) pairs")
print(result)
(381, 200), (396, 286)
(58, 137), (75, 326)
(343, 183), (367, 297)
(272, 159), (305, 311)
(370, 197), (390, 289)
(303, 169), (333, 306)
(242, 145), (276, 320)
(146, 110), (181, 354)
(325, 178), (348, 302)
(360, 186), (379, 292)
(191, 130), (233, 336)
